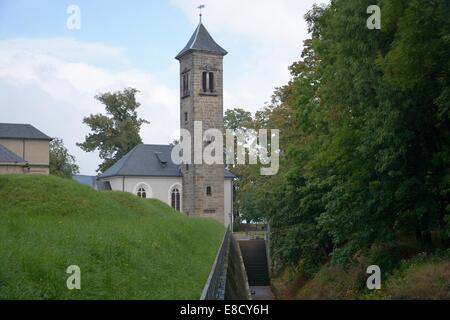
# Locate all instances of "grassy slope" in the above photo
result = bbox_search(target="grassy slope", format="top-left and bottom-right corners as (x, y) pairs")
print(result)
(0, 174), (224, 300)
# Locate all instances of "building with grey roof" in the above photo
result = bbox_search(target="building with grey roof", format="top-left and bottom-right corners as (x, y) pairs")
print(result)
(91, 144), (235, 226)
(0, 123), (51, 174)
(97, 144), (236, 180)
(0, 123), (52, 141)
(75, 20), (236, 226)
(0, 144), (26, 164)
(99, 144), (183, 179)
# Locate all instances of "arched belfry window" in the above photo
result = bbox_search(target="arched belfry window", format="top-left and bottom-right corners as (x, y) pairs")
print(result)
(202, 72), (215, 93)
(171, 187), (181, 211)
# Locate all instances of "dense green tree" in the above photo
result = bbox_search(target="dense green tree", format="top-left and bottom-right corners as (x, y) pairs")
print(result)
(224, 108), (253, 131)
(49, 138), (79, 178)
(77, 88), (149, 173)
(232, 0), (450, 272)
(224, 108), (259, 223)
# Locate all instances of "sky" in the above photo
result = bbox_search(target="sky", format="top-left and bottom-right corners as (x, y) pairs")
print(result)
(0, 0), (327, 175)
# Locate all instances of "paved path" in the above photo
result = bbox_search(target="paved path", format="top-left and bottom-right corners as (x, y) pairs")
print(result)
(250, 286), (275, 300)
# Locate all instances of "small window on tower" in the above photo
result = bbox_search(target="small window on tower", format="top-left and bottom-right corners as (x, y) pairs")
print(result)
(206, 186), (212, 197)
(184, 112), (188, 123)
(202, 72), (208, 92)
(182, 73), (190, 97)
(209, 72), (214, 93)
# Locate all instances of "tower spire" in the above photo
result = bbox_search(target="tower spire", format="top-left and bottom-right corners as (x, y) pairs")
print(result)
(197, 4), (205, 23)
(175, 8), (227, 60)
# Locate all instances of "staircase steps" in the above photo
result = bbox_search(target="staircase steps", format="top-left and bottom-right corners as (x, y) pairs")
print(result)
(238, 240), (270, 286)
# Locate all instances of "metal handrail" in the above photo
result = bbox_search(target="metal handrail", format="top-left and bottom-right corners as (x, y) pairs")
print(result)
(200, 226), (231, 300)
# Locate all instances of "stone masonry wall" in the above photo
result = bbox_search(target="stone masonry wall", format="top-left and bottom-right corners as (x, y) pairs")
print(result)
(179, 51), (225, 224)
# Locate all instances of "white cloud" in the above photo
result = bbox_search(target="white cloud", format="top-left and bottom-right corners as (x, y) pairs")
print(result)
(171, 0), (327, 113)
(0, 38), (179, 175)
(171, 0), (312, 48)
(0, 37), (130, 66)
(0, 1), (329, 174)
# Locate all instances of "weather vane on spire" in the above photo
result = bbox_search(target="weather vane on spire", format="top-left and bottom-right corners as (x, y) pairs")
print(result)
(198, 4), (205, 23)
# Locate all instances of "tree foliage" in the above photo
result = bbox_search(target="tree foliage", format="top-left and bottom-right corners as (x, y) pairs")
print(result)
(230, 0), (450, 273)
(77, 88), (149, 173)
(49, 138), (79, 178)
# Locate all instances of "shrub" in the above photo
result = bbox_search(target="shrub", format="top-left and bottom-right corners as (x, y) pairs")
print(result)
(386, 261), (450, 300)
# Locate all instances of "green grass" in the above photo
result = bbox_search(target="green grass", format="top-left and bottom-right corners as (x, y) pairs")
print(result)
(0, 174), (224, 300)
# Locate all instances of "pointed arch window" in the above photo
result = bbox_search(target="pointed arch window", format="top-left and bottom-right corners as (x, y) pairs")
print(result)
(171, 188), (181, 211)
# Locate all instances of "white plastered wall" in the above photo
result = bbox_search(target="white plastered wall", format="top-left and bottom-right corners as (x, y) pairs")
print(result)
(99, 176), (234, 226)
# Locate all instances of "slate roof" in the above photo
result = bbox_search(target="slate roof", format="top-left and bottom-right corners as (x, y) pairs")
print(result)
(175, 22), (228, 60)
(0, 144), (26, 164)
(73, 175), (97, 189)
(0, 123), (52, 140)
(98, 144), (236, 179)
(72, 175), (113, 190)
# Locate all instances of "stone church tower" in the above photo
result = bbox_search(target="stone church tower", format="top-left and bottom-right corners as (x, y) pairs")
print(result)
(175, 19), (227, 224)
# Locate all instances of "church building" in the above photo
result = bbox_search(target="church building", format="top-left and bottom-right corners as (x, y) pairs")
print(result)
(89, 20), (235, 226)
